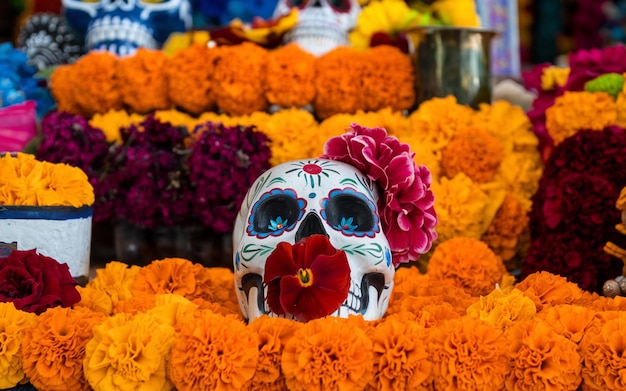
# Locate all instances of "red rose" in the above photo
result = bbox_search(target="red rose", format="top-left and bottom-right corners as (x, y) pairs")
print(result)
(0, 249), (81, 314)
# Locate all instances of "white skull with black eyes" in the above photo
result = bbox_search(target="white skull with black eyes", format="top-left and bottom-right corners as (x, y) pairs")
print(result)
(273, 0), (361, 56)
(233, 158), (395, 322)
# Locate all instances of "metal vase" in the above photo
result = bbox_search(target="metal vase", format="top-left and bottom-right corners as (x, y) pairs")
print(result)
(406, 26), (497, 109)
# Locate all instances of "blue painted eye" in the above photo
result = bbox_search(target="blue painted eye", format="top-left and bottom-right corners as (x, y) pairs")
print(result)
(321, 188), (379, 237)
(247, 189), (306, 238)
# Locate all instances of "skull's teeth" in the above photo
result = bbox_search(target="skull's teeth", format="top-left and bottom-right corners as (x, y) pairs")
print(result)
(86, 17), (157, 55)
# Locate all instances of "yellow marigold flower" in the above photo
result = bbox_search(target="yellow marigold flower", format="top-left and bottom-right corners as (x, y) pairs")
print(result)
(466, 287), (536, 331)
(255, 108), (319, 166)
(0, 302), (36, 389)
(349, 0), (421, 50)
(505, 319), (582, 390)
(546, 91), (617, 146)
(76, 286), (114, 315)
(515, 271), (584, 311)
(84, 312), (175, 391)
(154, 109), (201, 131)
(428, 317), (509, 390)
(0, 153), (94, 207)
(86, 260), (141, 303)
(472, 100), (538, 154)
(481, 193), (529, 268)
(169, 310), (258, 391)
(430, 173), (493, 241)
(540, 66), (570, 91)
(89, 109), (143, 144)
(244, 316), (301, 390)
(282, 317), (374, 390)
(147, 294), (199, 332)
(537, 304), (601, 345)
(368, 316), (432, 390)
(427, 237), (509, 297)
(441, 127), (504, 183)
(407, 95), (474, 152)
(22, 306), (105, 391)
(430, 0), (481, 27)
(493, 151), (542, 212)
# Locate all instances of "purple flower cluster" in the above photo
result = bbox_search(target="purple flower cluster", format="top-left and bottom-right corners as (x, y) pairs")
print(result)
(188, 122), (271, 233)
(522, 127), (626, 292)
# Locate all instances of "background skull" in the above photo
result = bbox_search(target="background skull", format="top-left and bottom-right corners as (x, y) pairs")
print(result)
(62, 0), (192, 56)
(273, 0), (361, 56)
(233, 159), (395, 322)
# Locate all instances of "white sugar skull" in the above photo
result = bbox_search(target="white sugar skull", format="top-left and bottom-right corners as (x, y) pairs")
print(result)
(273, 0), (360, 56)
(233, 159), (395, 322)
(62, 0), (192, 56)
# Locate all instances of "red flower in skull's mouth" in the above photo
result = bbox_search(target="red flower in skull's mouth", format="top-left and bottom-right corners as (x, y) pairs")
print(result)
(264, 234), (351, 322)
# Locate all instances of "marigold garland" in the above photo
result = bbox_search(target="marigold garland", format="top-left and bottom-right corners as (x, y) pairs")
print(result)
(165, 43), (218, 115)
(168, 310), (258, 391)
(281, 317), (374, 391)
(0, 302), (36, 389)
(21, 306), (105, 391)
(212, 42), (269, 116)
(116, 48), (170, 113)
(265, 43), (316, 108)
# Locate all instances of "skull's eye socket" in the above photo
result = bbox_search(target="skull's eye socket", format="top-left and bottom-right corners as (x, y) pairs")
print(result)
(287, 0), (310, 9)
(252, 194), (301, 234)
(327, 0), (352, 13)
(322, 189), (379, 237)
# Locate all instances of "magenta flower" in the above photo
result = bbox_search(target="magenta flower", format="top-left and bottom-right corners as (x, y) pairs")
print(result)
(321, 123), (438, 266)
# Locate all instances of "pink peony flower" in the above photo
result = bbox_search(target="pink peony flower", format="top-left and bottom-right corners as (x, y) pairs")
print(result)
(321, 123), (438, 266)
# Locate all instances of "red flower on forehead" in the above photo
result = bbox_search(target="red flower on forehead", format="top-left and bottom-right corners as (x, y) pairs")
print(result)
(264, 234), (351, 322)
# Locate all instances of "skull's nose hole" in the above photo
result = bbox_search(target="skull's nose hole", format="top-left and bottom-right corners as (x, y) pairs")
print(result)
(295, 212), (328, 243)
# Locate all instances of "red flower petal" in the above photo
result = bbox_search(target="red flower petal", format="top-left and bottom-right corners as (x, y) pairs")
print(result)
(264, 241), (297, 283)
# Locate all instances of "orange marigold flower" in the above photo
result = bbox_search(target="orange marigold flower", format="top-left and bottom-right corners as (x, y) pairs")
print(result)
(587, 294), (626, 311)
(505, 319), (582, 390)
(545, 91), (617, 146)
(428, 317), (509, 390)
(49, 64), (82, 115)
(441, 127), (504, 183)
(536, 304), (601, 345)
(265, 43), (316, 108)
(71, 51), (123, 118)
(313, 47), (366, 119)
(213, 42), (269, 116)
(192, 267), (240, 314)
(615, 91), (626, 128)
(407, 95), (474, 151)
(169, 310), (258, 391)
(131, 257), (199, 297)
(244, 315), (301, 390)
(0, 302), (36, 389)
(368, 316), (432, 390)
(112, 293), (156, 315)
(87, 260), (141, 303)
(466, 287), (536, 331)
(427, 237), (508, 297)
(282, 317), (374, 391)
(117, 48), (171, 113)
(580, 312), (626, 390)
(76, 286), (113, 315)
(166, 43), (219, 115)
(472, 100), (538, 154)
(84, 311), (175, 391)
(391, 298), (462, 328)
(515, 271), (584, 311)
(362, 45), (415, 112)
(481, 193), (529, 268)
(22, 306), (105, 391)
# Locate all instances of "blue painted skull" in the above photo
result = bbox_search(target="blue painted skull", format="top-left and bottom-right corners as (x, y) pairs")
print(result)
(62, 0), (192, 56)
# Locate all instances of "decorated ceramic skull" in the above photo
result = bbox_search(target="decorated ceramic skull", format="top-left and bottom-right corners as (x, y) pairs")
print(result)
(62, 0), (192, 56)
(233, 158), (395, 322)
(273, 0), (360, 56)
